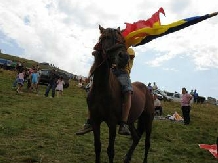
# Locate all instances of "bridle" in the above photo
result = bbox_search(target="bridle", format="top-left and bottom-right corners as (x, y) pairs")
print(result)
(100, 28), (126, 55)
(89, 28), (126, 76)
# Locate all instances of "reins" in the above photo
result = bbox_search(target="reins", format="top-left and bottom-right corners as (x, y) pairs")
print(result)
(89, 50), (108, 77)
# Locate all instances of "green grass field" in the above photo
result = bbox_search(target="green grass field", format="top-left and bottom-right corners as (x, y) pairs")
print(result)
(0, 69), (217, 163)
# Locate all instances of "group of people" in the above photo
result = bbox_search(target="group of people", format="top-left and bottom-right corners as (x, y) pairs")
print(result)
(153, 86), (193, 126)
(154, 87), (193, 125)
(147, 82), (158, 93)
(12, 64), (40, 94)
(12, 64), (65, 98)
(190, 89), (199, 103)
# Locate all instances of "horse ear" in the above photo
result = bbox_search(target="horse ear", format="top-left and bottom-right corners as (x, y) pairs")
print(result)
(99, 25), (104, 34)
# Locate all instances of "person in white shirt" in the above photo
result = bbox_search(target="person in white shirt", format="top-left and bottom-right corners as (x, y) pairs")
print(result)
(154, 94), (163, 116)
(16, 68), (25, 93)
(56, 76), (65, 97)
(152, 82), (158, 90)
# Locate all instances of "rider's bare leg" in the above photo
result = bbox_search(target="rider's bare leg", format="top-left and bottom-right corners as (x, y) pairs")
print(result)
(118, 91), (131, 135)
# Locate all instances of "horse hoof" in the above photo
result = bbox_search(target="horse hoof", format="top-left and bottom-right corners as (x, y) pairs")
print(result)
(123, 155), (131, 163)
(124, 159), (129, 163)
(143, 159), (148, 163)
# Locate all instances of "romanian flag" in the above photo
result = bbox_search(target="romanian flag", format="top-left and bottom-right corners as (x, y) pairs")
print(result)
(122, 9), (218, 47)
(122, 7), (165, 48)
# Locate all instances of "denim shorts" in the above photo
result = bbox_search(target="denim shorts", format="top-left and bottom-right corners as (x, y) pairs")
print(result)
(116, 73), (133, 93)
(18, 79), (24, 85)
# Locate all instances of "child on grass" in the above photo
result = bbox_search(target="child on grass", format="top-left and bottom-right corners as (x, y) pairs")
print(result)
(56, 76), (65, 97)
(16, 68), (25, 93)
(31, 68), (40, 95)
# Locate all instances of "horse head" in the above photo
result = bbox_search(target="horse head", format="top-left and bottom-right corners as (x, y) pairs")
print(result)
(97, 25), (128, 69)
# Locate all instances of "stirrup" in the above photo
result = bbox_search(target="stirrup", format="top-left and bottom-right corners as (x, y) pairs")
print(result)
(76, 124), (93, 135)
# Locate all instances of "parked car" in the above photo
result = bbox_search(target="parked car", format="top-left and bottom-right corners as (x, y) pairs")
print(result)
(164, 92), (194, 103)
(207, 97), (216, 105)
(0, 58), (12, 70)
(196, 96), (206, 104)
(153, 89), (164, 100)
(38, 69), (70, 88)
(166, 92), (181, 102)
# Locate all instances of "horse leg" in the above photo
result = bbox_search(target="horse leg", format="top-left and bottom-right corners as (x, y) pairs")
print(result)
(143, 118), (153, 163)
(93, 122), (101, 163)
(107, 124), (116, 163)
(124, 123), (142, 163)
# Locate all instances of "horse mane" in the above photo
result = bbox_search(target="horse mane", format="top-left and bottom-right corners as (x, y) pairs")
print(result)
(89, 50), (119, 89)
(89, 50), (102, 76)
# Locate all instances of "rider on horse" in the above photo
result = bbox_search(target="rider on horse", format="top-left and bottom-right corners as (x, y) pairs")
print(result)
(76, 44), (135, 136)
(76, 25), (154, 163)
(112, 47), (135, 135)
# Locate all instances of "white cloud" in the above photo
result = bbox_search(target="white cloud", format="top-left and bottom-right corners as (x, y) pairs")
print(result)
(1, 0), (218, 76)
(0, 0), (218, 98)
(145, 51), (177, 67)
(163, 67), (178, 72)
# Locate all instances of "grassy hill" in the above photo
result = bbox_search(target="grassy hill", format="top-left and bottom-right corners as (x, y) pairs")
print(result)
(0, 52), (55, 70)
(0, 59), (217, 162)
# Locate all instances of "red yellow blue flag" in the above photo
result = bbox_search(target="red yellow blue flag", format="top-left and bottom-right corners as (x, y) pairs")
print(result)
(122, 7), (165, 47)
(122, 9), (218, 47)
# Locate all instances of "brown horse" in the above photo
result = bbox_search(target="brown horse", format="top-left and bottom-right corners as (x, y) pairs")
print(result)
(88, 25), (154, 163)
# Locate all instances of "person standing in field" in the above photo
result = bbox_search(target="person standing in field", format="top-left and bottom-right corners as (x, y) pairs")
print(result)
(31, 68), (40, 95)
(193, 89), (198, 103)
(44, 69), (59, 98)
(147, 82), (153, 94)
(56, 76), (65, 97)
(154, 94), (163, 116)
(16, 68), (25, 93)
(152, 82), (158, 90)
(181, 87), (192, 125)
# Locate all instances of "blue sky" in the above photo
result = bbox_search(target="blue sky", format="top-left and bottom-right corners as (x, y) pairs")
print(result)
(0, 31), (24, 55)
(0, 0), (218, 99)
